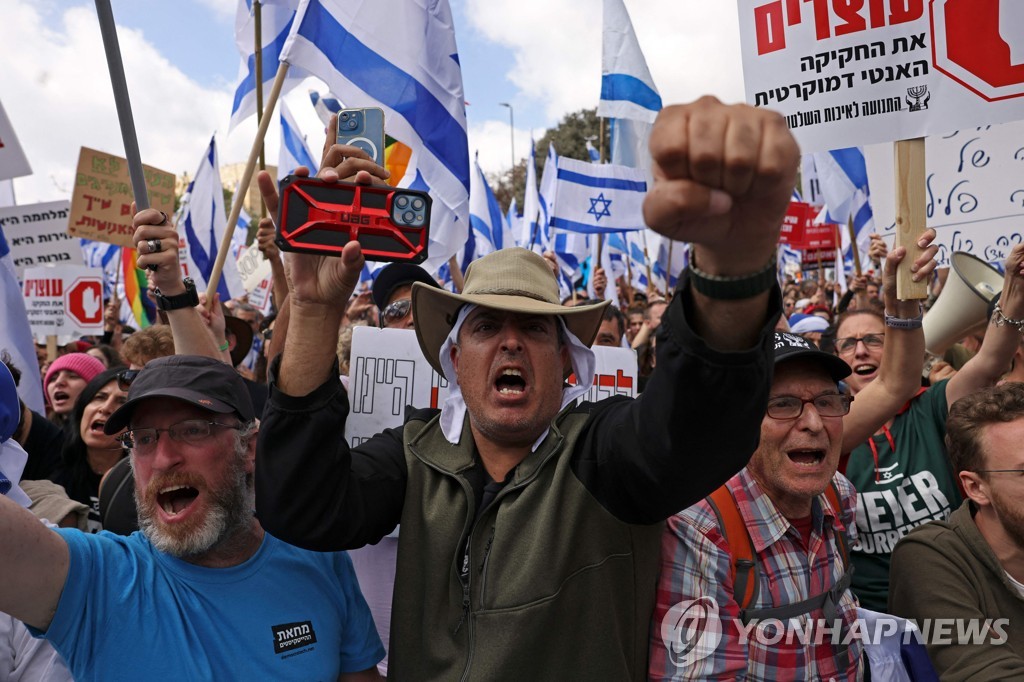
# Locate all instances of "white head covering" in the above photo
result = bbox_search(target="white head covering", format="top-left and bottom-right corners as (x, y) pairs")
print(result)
(438, 304), (597, 448)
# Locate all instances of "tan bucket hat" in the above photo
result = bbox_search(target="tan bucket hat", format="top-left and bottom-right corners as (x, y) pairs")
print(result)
(412, 248), (609, 375)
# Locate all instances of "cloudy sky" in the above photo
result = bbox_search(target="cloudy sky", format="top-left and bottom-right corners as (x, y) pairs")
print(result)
(0, 0), (747, 206)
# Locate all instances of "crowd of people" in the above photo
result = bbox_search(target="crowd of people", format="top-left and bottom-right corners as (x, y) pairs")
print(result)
(1, 98), (1023, 680)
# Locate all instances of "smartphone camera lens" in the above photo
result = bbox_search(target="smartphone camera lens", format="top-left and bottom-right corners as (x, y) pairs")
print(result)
(346, 119), (358, 130)
(411, 198), (424, 210)
(339, 112), (349, 120)
(395, 195), (409, 209)
(403, 211), (416, 223)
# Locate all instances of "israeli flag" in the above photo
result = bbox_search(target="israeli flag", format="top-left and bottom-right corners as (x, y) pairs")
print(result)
(229, 0), (306, 131)
(810, 148), (875, 271)
(469, 153), (511, 257)
(0, 225), (43, 413)
(586, 140), (600, 163)
(598, 0), (662, 124)
(280, 0), (470, 275)
(536, 143), (558, 254)
(550, 157), (647, 234)
(278, 100), (318, 180)
(309, 88), (342, 126)
(507, 197), (522, 247)
(178, 137), (244, 301)
(521, 139), (541, 251)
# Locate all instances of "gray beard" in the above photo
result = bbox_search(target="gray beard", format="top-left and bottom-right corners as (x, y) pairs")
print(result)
(135, 459), (253, 559)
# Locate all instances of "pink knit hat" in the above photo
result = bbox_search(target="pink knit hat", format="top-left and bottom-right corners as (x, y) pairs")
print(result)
(43, 353), (106, 404)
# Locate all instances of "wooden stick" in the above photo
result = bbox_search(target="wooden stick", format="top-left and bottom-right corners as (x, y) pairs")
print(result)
(894, 138), (928, 299)
(46, 335), (58, 363)
(254, 1), (268, 221)
(846, 218), (862, 276)
(205, 61), (290, 303)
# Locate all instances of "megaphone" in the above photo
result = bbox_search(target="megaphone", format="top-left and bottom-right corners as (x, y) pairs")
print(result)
(923, 251), (1004, 355)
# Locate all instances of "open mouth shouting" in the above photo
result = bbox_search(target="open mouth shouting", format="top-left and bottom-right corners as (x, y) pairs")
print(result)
(787, 449), (827, 468)
(51, 390), (71, 408)
(88, 419), (108, 436)
(157, 484), (200, 517)
(495, 367), (527, 396)
(852, 363), (878, 379)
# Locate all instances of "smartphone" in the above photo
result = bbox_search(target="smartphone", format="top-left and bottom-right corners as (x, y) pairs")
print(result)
(276, 175), (430, 264)
(336, 107), (386, 166)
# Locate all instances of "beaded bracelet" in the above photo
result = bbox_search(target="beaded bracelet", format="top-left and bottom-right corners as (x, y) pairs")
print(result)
(993, 303), (1024, 334)
(218, 340), (230, 352)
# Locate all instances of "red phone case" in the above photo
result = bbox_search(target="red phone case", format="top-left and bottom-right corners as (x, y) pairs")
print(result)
(276, 176), (430, 264)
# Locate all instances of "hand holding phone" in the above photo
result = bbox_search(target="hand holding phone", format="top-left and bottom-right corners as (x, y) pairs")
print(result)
(336, 108), (385, 166)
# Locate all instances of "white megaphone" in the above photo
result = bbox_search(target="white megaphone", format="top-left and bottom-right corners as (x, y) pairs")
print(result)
(923, 251), (1004, 355)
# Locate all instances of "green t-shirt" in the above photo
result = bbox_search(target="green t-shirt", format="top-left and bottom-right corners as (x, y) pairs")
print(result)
(844, 378), (962, 611)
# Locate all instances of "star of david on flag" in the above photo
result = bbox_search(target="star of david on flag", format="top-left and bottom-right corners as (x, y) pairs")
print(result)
(549, 157), (647, 234)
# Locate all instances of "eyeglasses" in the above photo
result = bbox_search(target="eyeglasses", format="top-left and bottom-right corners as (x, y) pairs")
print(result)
(116, 368), (141, 392)
(766, 394), (853, 420)
(380, 298), (412, 327)
(834, 333), (885, 354)
(974, 469), (1024, 477)
(117, 419), (240, 454)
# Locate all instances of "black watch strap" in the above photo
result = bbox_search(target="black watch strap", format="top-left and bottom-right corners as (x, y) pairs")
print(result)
(154, 277), (199, 311)
(688, 252), (778, 300)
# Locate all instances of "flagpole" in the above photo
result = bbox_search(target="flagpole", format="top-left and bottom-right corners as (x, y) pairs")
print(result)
(640, 230), (653, 290)
(448, 255), (465, 293)
(846, 217), (862, 276)
(205, 61), (290, 302)
(94, 0), (153, 273)
(253, 0), (268, 221)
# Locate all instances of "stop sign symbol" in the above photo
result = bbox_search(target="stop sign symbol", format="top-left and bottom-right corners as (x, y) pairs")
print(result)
(65, 278), (104, 328)
(932, 0), (1024, 101)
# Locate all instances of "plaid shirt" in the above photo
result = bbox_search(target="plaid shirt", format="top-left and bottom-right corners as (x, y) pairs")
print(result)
(649, 468), (862, 681)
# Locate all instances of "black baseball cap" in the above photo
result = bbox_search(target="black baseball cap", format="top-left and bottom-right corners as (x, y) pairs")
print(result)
(371, 262), (439, 311)
(773, 332), (851, 382)
(104, 355), (255, 434)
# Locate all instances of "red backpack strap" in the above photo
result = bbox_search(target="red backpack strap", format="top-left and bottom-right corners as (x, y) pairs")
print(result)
(823, 480), (850, 567)
(706, 484), (759, 614)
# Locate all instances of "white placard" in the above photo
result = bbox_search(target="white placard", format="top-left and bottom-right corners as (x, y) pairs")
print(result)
(23, 265), (105, 339)
(0, 99), (31, 181)
(0, 201), (83, 278)
(236, 244), (273, 292)
(738, 0), (1024, 153)
(864, 119), (1024, 267)
(345, 327), (639, 446)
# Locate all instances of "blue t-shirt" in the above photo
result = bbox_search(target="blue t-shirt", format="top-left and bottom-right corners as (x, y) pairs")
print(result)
(33, 529), (384, 681)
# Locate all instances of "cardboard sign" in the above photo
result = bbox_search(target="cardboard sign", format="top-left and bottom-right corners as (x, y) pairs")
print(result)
(864, 118), (1024, 267)
(780, 202), (813, 246)
(22, 265), (105, 339)
(247, 274), (274, 315)
(0, 201), (83, 277)
(0, 99), (31, 181)
(801, 248), (837, 267)
(345, 327), (639, 446)
(67, 147), (175, 248)
(738, 0), (1024, 153)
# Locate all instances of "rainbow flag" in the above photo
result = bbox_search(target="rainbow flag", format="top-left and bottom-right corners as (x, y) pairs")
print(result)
(385, 135), (412, 184)
(122, 248), (156, 329)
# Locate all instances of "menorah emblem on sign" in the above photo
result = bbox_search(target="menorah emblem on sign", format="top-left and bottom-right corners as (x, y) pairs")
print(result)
(907, 85), (931, 111)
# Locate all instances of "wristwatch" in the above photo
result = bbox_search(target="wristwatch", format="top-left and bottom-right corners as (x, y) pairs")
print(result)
(688, 252), (778, 300)
(153, 277), (199, 311)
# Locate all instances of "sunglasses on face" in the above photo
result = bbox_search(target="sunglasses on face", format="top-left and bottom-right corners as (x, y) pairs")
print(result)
(116, 369), (141, 392)
(380, 299), (412, 328)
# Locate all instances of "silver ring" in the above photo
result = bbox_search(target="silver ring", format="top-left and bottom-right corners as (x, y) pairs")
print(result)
(147, 239), (162, 253)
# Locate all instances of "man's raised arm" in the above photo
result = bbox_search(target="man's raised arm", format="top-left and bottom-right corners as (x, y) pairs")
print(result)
(643, 97), (800, 350)
(0, 494), (68, 631)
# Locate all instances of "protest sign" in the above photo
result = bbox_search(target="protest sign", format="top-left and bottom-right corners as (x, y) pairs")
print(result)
(780, 202), (813, 247)
(345, 327), (638, 446)
(0, 201), (83, 277)
(247, 275), (274, 316)
(22, 265), (105, 339)
(864, 119), (1024, 267)
(236, 244), (273, 292)
(0, 99), (31, 181)
(738, 0), (1024, 153)
(67, 147), (175, 248)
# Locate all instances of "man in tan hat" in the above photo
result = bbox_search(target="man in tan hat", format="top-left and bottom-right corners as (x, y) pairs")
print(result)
(254, 98), (799, 680)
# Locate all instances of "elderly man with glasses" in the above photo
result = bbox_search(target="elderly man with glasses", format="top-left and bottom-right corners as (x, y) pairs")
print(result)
(0, 355), (386, 680)
(890, 382), (1024, 679)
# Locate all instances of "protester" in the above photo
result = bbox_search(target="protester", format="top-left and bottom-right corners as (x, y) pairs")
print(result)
(371, 262), (441, 329)
(233, 99), (799, 679)
(890, 382), (1024, 679)
(595, 303), (627, 347)
(120, 325), (175, 369)
(85, 344), (122, 369)
(1, 352), (63, 481)
(42, 353), (104, 423)
(650, 333), (861, 679)
(839, 243), (1024, 611)
(0, 363), (74, 682)
(47, 367), (128, 532)
(0, 355), (385, 679)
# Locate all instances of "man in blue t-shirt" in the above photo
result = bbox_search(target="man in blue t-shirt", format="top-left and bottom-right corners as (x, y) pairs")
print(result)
(0, 355), (384, 681)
